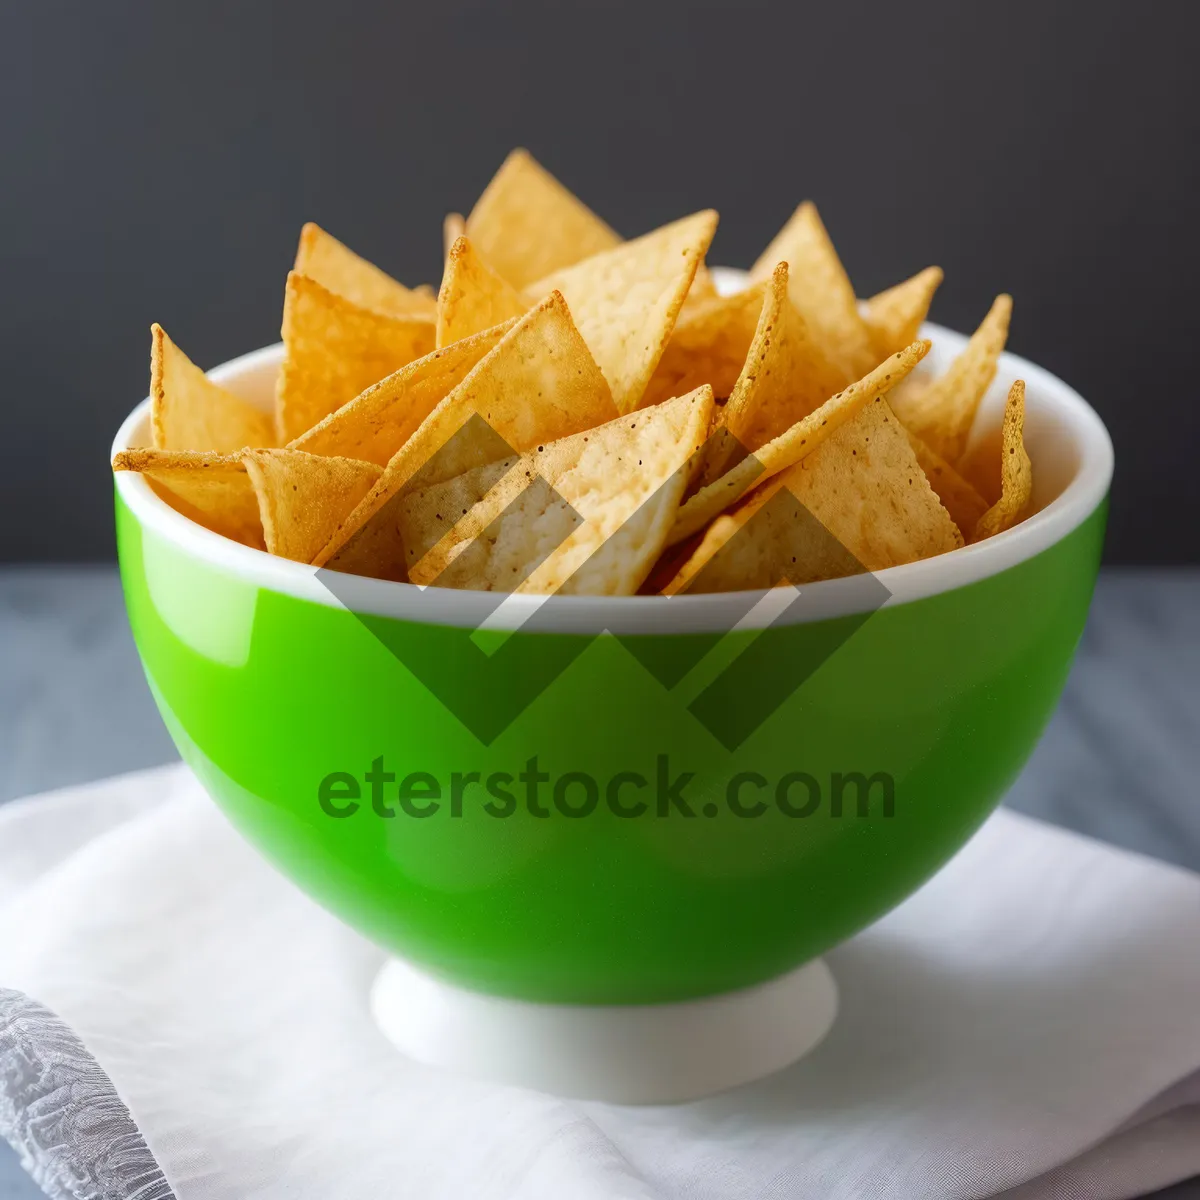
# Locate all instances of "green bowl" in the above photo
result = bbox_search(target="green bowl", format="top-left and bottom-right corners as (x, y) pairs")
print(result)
(112, 319), (1111, 1008)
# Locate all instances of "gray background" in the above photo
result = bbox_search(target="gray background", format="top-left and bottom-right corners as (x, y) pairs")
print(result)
(3, 0), (1199, 565)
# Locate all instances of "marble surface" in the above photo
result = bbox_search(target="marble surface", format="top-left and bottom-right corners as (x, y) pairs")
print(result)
(1, 565), (1197, 1200)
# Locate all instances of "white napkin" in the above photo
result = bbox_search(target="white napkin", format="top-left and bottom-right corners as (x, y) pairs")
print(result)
(1, 765), (1199, 1200)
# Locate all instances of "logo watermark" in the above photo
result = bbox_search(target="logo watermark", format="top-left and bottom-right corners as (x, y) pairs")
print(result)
(317, 756), (895, 821)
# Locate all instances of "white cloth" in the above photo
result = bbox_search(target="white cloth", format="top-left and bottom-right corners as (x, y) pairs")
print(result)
(1, 764), (1199, 1200)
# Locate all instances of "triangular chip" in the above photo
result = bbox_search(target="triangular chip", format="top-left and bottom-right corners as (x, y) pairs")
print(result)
(703, 262), (849, 484)
(904, 427), (989, 538)
(112, 449), (262, 548)
(682, 264), (720, 308)
(315, 291), (618, 576)
(669, 340), (931, 546)
(402, 386), (713, 596)
(527, 210), (718, 413)
(465, 149), (620, 289)
(294, 224), (435, 317)
(150, 325), (274, 452)
(750, 201), (876, 379)
(289, 320), (516, 465)
(443, 212), (465, 261)
(955, 423), (1002, 505)
(275, 272), (437, 444)
(665, 478), (870, 594)
(242, 449), (381, 563)
(863, 266), (943, 359)
(641, 280), (767, 408)
(666, 397), (961, 593)
(890, 293), (1012, 461)
(436, 236), (528, 348)
(972, 380), (1032, 541)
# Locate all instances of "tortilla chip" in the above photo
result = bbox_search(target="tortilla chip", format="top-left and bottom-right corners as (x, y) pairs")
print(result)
(750, 201), (875, 379)
(667, 397), (960, 593)
(316, 291), (617, 577)
(972, 380), (1032, 541)
(641, 280), (767, 408)
(436, 236), (528, 348)
(295, 223), (435, 317)
(670, 340), (931, 546)
(466, 149), (620, 289)
(150, 325), (274, 453)
(289, 320), (516, 465)
(890, 293), (1012, 461)
(665, 477), (866, 594)
(639, 533), (703, 597)
(112, 449), (263, 548)
(863, 266), (943, 359)
(904, 427), (989, 538)
(956, 425), (1002, 503)
(684, 264), (720, 307)
(443, 212), (465, 261)
(704, 262), (850, 484)
(275, 272), (437, 443)
(403, 386), (713, 595)
(242, 449), (381, 563)
(527, 210), (718, 413)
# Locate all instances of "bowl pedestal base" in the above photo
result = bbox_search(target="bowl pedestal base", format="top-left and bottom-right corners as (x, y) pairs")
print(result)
(370, 956), (838, 1103)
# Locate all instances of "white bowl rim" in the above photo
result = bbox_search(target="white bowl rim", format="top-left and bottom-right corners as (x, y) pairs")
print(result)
(112, 310), (1112, 636)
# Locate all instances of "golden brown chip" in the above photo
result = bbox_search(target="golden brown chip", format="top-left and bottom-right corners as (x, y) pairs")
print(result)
(527, 210), (718, 413)
(669, 340), (931, 546)
(863, 266), (943, 359)
(904, 427), (990, 538)
(150, 325), (274, 453)
(703, 262), (849, 484)
(315, 291), (618, 577)
(749, 201), (875, 379)
(295, 223), (436, 317)
(641, 281), (767, 408)
(665, 476), (864, 594)
(113, 449), (263, 548)
(465, 149), (620, 289)
(275, 272), (437, 444)
(436, 236), (528, 348)
(890, 293), (1012, 461)
(955, 424), (1002, 504)
(242, 449), (381, 563)
(443, 213), (466, 262)
(685, 264), (720, 305)
(972, 380), (1032, 541)
(403, 386), (713, 595)
(289, 320), (516, 466)
(640, 534), (703, 597)
(666, 397), (961, 593)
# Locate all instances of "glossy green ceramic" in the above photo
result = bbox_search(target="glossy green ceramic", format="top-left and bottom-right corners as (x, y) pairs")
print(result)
(116, 491), (1106, 1004)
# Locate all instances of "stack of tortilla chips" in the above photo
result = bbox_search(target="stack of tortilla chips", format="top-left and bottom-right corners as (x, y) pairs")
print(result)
(114, 149), (1032, 596)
